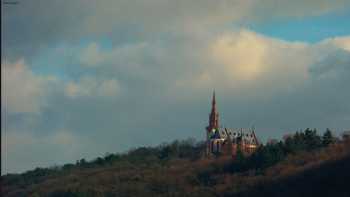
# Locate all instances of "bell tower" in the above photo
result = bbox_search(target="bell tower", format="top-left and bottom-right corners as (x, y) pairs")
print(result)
(206, 91), (220, 156)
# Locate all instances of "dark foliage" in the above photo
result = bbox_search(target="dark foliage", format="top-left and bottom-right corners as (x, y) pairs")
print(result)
(2, 129), (349, 197)
(230, 153), (350, 197)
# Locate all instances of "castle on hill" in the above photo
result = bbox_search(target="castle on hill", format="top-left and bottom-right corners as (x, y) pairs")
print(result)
(206, 91), (259, 157)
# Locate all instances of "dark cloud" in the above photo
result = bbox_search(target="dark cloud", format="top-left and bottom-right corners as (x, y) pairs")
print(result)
(3, 0), (349, 60)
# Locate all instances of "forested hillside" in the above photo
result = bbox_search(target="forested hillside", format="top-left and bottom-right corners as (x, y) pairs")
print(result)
(2, 129), (350, 197)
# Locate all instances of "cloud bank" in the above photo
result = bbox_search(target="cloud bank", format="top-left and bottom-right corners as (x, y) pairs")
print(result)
(2, 0), (350, 174)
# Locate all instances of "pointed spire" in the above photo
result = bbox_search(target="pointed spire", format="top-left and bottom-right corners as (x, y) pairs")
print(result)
(212, 90), (216, 106)
(207, 90), (219, 131)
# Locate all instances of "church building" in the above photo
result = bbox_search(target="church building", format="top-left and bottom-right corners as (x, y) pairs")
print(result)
(206, 91), (259, 158)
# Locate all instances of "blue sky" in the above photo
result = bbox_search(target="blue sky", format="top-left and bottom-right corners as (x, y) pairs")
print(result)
(250, 9), (350, 43)
(2, 0), (350, 174)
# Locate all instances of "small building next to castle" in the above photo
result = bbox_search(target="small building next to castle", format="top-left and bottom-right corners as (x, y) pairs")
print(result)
(206, 91), (259, 158)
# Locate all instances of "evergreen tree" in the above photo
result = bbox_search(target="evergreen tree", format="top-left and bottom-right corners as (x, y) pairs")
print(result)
(322, 128), (335, 146)
(304, 128), (322, 150)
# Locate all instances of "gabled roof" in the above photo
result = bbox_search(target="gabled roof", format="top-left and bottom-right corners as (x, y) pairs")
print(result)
(210, 127), (259, 145)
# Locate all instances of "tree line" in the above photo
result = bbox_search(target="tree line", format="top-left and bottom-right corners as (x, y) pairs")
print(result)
(2, 128), (348, 197)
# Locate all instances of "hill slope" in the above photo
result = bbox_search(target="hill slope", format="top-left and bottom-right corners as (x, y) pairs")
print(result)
(2, 134), (350, 197)
(232, 153), (350, 197)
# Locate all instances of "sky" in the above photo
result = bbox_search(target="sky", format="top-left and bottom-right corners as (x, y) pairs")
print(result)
(2, 0), (350, 174)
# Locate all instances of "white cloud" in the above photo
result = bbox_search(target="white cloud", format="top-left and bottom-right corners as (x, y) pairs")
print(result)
(211, 30), (271, 81)
(79, 42), (104, 67)
(65, 76), (120, 98)
(173, 30), (350, 102)
(174, 29), (310, 95)
(211, 30), (310, 83)
(1, 59), (121, 116)
(1, 60), (57, 113)
(75, 29), (350, 102)
(317, 36), (350, 52)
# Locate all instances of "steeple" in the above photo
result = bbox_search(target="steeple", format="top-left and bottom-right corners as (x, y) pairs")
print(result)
(212, 90), (216, 108)
(207, 90), (219, 132)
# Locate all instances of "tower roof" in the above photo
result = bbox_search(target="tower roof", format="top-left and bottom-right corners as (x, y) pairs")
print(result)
(212, 90), (216, 105)
(207, 90), (220, 130)
(211, 90), (217, 113)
